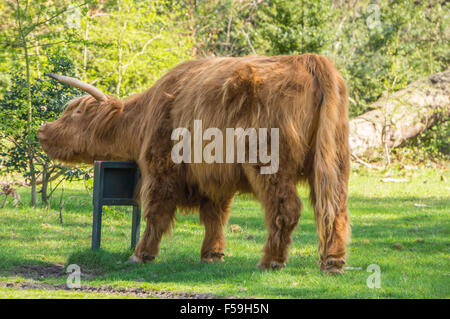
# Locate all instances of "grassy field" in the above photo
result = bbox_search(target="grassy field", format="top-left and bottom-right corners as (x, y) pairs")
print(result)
(0, 167), (448, 299)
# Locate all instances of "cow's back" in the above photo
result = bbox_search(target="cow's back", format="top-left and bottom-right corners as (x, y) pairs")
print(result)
(139, 55), (320, 199)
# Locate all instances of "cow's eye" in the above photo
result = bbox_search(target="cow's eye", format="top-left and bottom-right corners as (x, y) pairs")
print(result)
(76, 109), (82, 114)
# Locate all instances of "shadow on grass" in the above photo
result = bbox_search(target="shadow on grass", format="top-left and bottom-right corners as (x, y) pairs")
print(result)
(61, 249), (263, 298)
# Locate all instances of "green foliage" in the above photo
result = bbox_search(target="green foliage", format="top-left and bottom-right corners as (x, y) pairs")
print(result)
(396, 118), (450, 163)
(255, 0), (333, 55)
(76, 0), (193, 97)
(0, 54), (89, 202)
(0, 0), (88, 98)
(0, 0), (192, 204)
(332, 0), (449, 116)
(190, 0), (448, 121)
(189, 0), (333, 56)
(188, 0), (449, 162)
(179, 0), (254, 56)
(0, 0), (448, 174)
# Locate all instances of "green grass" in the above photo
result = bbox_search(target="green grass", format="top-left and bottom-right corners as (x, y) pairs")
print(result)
(0, 287), (139, 299)
(0, 167), (449, 298)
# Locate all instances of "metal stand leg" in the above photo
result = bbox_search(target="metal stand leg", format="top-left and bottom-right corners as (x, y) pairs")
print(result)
(92, 202), (102, 250)
(92, 161), (103, 250)
(131, 205), (141, 249)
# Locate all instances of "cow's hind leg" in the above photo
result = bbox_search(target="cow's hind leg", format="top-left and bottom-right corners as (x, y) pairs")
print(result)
(309, 170), (350, 274)
(259, 180), (301, 269)
(199, 197), (232, 262)
(308, 145), (351, 274)
(245, 169), (302, 270)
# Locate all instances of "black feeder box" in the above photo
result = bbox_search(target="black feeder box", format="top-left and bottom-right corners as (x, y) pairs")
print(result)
(92, 161), (141, 250)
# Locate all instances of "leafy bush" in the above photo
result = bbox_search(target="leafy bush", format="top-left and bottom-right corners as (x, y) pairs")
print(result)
(0, 54), (90, 205)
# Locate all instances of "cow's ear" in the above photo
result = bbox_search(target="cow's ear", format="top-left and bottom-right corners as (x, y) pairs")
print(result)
(46, 73), (107, 102)
(109, 98), (124, 111)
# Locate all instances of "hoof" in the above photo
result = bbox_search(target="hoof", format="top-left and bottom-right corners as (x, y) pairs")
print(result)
(128, 254), (142, 264)
(321, 258), (345, 274)
(258, 261), (286, 270)
(201, 252), (225, 263)
(128, 254), (155, 264)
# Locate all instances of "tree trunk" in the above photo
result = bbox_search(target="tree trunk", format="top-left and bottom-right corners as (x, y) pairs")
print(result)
(41, 163), (49, 206)
(17, 2), (37, 207)
(349, 69), (450, 159)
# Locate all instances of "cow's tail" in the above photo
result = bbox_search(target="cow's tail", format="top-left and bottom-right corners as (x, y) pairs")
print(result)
(303, 54), (345, 263)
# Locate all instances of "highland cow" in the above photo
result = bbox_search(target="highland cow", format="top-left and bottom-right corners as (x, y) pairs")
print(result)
(37, 54), (350, 273)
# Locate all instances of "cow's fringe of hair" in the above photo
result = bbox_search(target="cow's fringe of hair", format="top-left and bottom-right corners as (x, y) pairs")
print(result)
(87, 97), (124, 141)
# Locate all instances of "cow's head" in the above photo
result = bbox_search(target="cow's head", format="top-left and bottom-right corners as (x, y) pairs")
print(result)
(37, 74), (124, 163)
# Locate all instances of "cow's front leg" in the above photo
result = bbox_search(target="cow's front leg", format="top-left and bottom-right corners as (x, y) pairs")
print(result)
(199, 197), (232, 263)
(129, 173), (177, 263)
(129, 200), (176, 263)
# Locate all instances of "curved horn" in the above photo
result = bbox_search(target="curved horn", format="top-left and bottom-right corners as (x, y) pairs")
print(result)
(46, 73), (107, 102)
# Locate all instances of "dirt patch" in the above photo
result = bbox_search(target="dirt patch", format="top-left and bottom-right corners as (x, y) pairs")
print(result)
(0, 281), (222, 299)
(13, 264), (66, 279)
(6, 263), (234, 298)
(12, 263), (102, 280)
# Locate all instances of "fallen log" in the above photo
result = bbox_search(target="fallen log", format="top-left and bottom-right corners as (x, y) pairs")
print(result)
(349, 69), (449, 158)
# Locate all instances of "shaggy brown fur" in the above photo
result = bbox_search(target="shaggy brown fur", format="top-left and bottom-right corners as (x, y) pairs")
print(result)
(38, 54), (350, 273)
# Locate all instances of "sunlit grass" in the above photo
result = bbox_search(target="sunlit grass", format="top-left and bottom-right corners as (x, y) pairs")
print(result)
(0, 167), (448, 298)
(0, 287), (140, 299)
